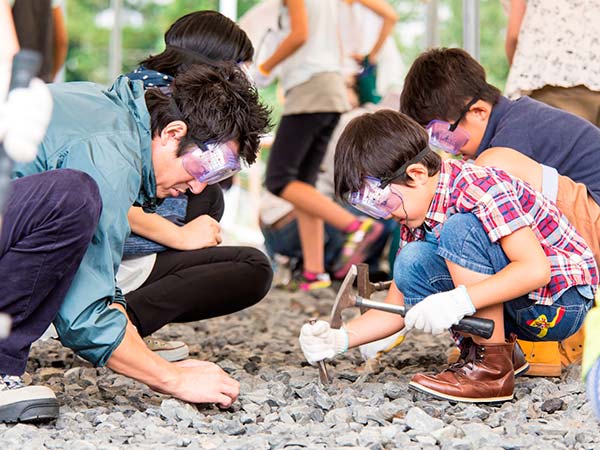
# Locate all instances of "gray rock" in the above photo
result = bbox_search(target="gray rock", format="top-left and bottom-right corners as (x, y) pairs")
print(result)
(541, 397), (565, 414)
(405, 406), (444, 432)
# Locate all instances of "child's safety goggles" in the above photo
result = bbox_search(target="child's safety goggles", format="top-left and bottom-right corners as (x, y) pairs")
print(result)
(425, 95), (479, 155)
(182, 141), (241, 185)
(425, 119), (470, 155)
(348, 147), (431, 219)
(349, 176), (404, 219)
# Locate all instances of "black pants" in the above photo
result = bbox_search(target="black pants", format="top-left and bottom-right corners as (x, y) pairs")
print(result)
(265, 112), (340, 195)
(125, 185), (273, 337)
(0, 170), (102, 375)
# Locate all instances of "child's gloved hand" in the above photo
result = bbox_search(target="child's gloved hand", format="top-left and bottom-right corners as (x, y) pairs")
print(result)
(299, 320), (348, 365)
(359, 327), (407, 361)
(0, 78), (53, 163)
(404, 286), (476, 335)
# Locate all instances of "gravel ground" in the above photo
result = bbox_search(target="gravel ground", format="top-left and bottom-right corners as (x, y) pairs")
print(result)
(2, 284), (599, 450)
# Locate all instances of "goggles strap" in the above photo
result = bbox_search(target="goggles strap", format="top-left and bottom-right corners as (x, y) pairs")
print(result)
(379, 146), (432, 188)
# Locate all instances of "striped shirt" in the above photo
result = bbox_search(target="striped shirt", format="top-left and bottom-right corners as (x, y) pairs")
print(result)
(400, 159), (598, 305)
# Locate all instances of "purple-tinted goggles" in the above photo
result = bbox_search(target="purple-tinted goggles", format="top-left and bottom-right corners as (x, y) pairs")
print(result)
(182, 141), (241, 185)
(349, 176), (404, 219)
(425, 95), (479, 155)
(425, 119), (470, 155)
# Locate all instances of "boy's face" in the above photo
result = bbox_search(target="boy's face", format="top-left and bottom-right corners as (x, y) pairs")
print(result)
(388, 183), (431, 228)
(151, 120), (239, 198)
(443, 99), (491, 160)
(382, 163), (436, 228)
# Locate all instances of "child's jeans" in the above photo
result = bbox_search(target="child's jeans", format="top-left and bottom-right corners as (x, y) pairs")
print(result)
(394, 213), (594, 342)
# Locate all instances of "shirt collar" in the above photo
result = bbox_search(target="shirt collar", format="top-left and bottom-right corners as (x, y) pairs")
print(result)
(424, 159), (455, 228)
(476, 96), (510, 156)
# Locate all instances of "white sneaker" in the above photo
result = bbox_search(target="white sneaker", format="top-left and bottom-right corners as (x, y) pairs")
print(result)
(0, 375), (58, 423)
(144, 337), (189, 362)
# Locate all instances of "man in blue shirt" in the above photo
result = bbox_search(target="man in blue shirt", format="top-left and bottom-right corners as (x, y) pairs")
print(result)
(1, 63), (270, 423)
(399, 47), (600, 378)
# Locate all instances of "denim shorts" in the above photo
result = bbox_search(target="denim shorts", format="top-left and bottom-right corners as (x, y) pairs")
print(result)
(394, 213), (594, 341)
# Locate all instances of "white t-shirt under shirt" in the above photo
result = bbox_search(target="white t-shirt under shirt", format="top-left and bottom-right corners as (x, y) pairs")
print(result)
(116, 254), (156, 295)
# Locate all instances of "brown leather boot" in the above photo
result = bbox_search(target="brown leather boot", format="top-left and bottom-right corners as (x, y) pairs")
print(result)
(447, 336), (529, 376)
(410, 339), (515, 403)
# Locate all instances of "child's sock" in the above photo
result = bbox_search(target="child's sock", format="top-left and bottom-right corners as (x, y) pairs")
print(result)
(302, 270), (322, 281)
(343, 219), (361, 234)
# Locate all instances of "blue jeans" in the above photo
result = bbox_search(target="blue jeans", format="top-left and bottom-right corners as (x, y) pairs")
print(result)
(261, 206), (397, 274)
(394, 213), (594, 341)
(261, 220), (343, 272)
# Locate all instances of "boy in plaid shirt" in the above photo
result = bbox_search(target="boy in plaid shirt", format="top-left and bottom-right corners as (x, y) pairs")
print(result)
(298, 110), (597, 403)
(400, 48), (600, 376)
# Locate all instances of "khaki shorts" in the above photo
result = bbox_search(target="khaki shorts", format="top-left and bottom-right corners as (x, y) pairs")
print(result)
(556, 175), (600, 266)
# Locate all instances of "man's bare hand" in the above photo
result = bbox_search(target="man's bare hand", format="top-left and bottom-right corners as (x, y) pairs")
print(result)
(166, 359), (239, 408)
(180, 215), (222, 250)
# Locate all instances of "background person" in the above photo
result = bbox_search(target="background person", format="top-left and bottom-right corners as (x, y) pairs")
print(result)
(10, 0), (68, 82)
(504, 0), (600, 126)
(259, 0), (396, 292)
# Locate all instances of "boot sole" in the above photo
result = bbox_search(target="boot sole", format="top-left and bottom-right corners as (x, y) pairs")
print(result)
(514, 361), (530, 377)
(408, 381), (514, 403)
(522, 362), (561, 377)
(0, 398), (59, 423)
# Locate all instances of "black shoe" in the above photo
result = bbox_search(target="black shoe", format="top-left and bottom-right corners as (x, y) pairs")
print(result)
(0, 375), (59, 423)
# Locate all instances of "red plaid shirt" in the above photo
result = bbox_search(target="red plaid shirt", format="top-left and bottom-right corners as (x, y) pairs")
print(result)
(400, 159), (598, 305)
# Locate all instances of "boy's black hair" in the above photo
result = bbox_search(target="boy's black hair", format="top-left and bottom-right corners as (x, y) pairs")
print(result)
(140, 10), (254, 77)
(145, 63), (272, 165)
(400, 48), (502, 126)
(335, 110), (441, 199)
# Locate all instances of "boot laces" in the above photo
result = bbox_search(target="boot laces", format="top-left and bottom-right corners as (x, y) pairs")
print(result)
(448, 342), (486, 373)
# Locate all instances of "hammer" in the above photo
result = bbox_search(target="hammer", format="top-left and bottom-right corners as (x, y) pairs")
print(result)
(330, 265), (495, 339)
(356, 263), (391, 313)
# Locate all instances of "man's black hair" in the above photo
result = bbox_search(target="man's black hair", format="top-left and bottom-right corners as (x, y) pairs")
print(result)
(145, 63), (272, 165)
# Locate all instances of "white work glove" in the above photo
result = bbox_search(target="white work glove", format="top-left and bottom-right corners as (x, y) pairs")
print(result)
(299, 320), (348, 365)
(249, 64), (275, 89)
(359, 327), (408, 361)
(404, 286), (476, 335)
(0, 78), (53, 163)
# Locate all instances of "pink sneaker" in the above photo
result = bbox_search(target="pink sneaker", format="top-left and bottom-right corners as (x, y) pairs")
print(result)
(333, 219), (384, 279)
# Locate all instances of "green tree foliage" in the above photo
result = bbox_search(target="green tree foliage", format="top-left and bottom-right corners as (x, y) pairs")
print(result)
(65, 0), (508, 92)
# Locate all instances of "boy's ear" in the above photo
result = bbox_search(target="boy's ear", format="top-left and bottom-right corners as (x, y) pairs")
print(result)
(468, 100), (492, 123)
(160, 120), (188, 146)
(405, 163), (429, 186)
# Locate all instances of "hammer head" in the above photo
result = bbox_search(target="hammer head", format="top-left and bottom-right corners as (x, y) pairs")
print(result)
(330, 265), (358, 329)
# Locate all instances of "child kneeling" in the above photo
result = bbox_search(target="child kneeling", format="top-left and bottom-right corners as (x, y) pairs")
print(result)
(299, 110), (597, 403)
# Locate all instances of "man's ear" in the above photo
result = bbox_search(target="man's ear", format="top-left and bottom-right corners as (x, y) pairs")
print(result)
(405, 163), (429, 186)
(469, 100), (492, 123)
(159, 120), (188, 146)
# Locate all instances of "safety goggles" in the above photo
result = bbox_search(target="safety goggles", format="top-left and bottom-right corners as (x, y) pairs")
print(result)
(349, 176), (404, 219)
(348, 147), (430, 219)
(425, 95), (479, 155)
(181, 141), (241, 185)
